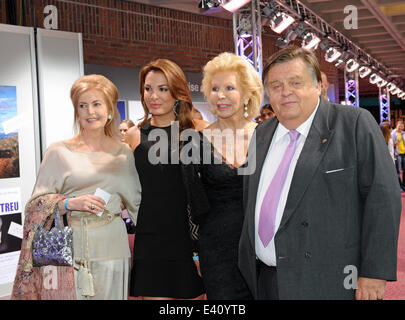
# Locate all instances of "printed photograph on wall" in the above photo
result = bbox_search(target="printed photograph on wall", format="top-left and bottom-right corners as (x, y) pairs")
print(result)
(0, 213), (22, 255)
(0, 85), (20, 179)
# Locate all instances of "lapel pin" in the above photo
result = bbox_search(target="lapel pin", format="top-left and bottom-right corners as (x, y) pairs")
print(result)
(322, 138), (327, 143)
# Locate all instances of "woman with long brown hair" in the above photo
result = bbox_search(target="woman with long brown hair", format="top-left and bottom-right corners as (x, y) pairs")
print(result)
(126, 59), (207, 300)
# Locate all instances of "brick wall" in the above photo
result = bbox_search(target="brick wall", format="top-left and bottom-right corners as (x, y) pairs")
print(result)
(1, 0), (345, 98)
(1, 1), (5, 24)
(9, 0), (237, 72)
(1, 1), (335, 78)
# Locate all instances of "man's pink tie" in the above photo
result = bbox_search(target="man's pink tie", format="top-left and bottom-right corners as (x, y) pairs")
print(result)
(258, 130), (300, 247)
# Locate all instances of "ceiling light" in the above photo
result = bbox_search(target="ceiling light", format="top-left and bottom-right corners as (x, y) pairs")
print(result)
(270, 12), (295, 34)
(199, 0), (222, 9)
(276, 28), (297, 48)
(387, 82), (397, 92)
(369, 73), (381, 84)
(358, 66), (372, 78)
(222, 0), (251, 13)
(346, 59), (359, 72)
(376, 78), (387, 88)
(334, 59), (345, 68)
(325, 47), (342, 63)
(302, 32), (321, 50)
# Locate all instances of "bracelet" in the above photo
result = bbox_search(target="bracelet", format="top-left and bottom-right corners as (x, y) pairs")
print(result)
(64, 198), (70, 211)
(193, 255), (199, 261)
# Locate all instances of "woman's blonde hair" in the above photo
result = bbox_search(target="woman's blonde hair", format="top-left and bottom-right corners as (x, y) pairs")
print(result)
(202, 52), (263, 119)
(70, 74), (120, 138)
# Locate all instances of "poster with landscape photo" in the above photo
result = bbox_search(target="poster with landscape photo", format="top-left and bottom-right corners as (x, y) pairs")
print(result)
(0, 86), (20, 179)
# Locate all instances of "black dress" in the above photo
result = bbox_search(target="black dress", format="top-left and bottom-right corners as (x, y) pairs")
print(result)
(129, 122), (204, 298)
(198, 138), (253, 300)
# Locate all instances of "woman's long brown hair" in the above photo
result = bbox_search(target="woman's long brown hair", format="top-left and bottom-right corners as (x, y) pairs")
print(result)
(138, 59), (195, 134)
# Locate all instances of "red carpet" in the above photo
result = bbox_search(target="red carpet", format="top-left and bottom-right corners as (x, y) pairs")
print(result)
(128, 195), (405, 300)
(383, 193), (405, 300)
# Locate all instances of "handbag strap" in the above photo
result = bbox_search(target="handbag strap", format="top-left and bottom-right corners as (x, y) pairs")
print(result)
(53, 205), (63, 229)
(38, 204), (63, 229)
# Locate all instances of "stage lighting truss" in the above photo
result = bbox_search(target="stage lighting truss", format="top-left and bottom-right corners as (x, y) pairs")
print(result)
(358, 66), (372, 78)
(269, 12), (295, 34)
(302, 32), (321, 50)
(237, 15), (253, 36)
(267, 0), (404, 96)
(379, 88), (390, 123)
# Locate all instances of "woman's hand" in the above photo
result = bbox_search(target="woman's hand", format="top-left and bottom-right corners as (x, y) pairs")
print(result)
(63, 195), (106, 215)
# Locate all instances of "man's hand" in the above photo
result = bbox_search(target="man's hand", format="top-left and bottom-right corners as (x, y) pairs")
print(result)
(355, 277), (386, 300)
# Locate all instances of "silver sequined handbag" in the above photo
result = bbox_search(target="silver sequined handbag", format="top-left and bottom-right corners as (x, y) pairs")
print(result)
(32, 204), (74, 267)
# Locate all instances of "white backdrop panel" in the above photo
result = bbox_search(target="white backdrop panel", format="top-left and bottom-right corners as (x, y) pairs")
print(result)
(36, 29), (83, 155)
(0, 24), (40, 298)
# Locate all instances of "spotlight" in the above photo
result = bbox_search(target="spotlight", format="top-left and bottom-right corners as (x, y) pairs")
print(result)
(334, 58), (345, 68)
(222, 0), (251, 13)
(345, 59), (359, 72)
(238, 16), (252, 36)
(369, 73), (381, 84)
(275, 28), (297, 48)
(325, 47), (342, 63)
(269, 12), (295, 34)
(302, 32), (320, 50)
(376, 78), (387, 88)
(199, 0), (222, 9)
(358, 66), (372, 78)
(387, 82), (397, 92)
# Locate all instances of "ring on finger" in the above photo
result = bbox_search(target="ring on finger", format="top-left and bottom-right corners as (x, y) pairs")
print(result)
(90, 203), (95, 210)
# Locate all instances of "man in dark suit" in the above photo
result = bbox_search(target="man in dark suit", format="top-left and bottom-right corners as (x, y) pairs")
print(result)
(238, 47), (401, 300)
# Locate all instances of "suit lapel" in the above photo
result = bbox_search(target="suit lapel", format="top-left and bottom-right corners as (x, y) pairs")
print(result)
(279, 99), (334, 229)
(246, 119), (278, 248)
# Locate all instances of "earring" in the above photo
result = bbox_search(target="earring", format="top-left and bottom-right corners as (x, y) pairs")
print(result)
(173, 100), (180, 117)
(244, 101), (249, 118)
(108, 114), (112, 120)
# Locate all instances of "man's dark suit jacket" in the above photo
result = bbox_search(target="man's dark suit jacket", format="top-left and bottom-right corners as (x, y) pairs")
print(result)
(238, 98), (402, 299)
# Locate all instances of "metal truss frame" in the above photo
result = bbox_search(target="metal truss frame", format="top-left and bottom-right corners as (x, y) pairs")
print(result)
(379, 87), (391, 123)
(344, 68), (359, 107)
(233, 0), (263, 76)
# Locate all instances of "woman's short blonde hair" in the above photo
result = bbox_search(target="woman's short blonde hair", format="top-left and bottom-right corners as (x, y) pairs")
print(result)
(202, 52), (263, 119)
(70, 74), (120, 138)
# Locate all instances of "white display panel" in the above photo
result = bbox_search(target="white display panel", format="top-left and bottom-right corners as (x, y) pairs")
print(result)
(128, 100), (146, 125)
(193, 102), (216, 123)
(0, 24), (40, 298)
(36, 29), (83, 155)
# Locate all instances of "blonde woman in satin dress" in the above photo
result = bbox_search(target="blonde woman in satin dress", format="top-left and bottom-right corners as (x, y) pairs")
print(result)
(12, 74), (141, 300)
